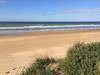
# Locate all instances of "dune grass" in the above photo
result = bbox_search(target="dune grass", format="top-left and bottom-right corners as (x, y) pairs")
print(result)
(21, 42), (100, 75)
(21, 57), (62, 75)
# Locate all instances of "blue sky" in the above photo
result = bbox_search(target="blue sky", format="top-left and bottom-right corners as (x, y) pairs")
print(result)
(0, 0), (100, 21)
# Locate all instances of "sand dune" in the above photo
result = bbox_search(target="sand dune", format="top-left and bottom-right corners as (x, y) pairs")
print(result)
(0, 29), (100, 75)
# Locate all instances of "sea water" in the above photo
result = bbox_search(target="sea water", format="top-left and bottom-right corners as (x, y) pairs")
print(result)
(0, 22), (100, 34)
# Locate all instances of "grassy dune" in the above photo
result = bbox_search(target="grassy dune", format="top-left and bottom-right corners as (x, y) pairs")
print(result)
(21, 42), (100, 75)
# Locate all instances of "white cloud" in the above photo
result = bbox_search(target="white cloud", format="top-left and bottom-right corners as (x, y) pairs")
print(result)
(0, 0), (5, 4)
(43, 8), (100, 16)
(64, 8), (100, 13)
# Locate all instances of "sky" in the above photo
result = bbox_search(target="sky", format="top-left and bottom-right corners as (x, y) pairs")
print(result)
(0, 0), (100, 21)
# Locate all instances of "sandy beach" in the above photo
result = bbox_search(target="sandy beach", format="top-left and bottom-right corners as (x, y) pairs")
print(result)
(0, 29), (100, 75)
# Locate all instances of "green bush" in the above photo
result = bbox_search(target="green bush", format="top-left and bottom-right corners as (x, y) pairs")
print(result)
(60, 42), (100, 75)
(21, 57), (61, 75)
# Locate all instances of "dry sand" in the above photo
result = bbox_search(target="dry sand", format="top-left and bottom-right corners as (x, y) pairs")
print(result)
(0, 29), (100, 75)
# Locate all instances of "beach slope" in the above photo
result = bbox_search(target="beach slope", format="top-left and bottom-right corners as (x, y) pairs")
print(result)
(0, 29), (100, 75)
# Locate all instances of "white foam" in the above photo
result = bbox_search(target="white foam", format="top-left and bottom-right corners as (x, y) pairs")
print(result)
(0, 24), (99, 29)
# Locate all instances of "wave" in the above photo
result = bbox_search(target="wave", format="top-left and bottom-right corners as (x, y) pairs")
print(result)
(0, 24), (100, 34)
(0, 24), (100, 30)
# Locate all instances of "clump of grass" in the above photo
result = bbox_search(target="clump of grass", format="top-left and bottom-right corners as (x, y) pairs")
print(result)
(21, 57), (62, 75)
(60, 42), (100, 75)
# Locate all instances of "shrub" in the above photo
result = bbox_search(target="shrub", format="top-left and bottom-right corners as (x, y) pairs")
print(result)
(60, 42), (100, 75)
(21, 57), (61, 75)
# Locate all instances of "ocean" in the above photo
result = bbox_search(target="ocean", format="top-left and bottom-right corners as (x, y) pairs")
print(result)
(0, 22), (100, 34)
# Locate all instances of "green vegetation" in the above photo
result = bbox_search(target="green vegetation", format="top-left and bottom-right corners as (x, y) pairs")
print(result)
(21, 42), (100, 75)
(60, 42), (100, 75)
(21, 57), (62, 75)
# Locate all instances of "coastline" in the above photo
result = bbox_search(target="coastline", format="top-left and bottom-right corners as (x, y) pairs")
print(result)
(0, 29), (100, 75)
(0, 28), (100, 36)
(0, 23), (100, 35)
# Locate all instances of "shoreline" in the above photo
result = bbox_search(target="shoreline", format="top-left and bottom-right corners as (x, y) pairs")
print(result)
(0, 26), (100, 35)
(0, 28), (100, 36)
(0, 29), (100, 75)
